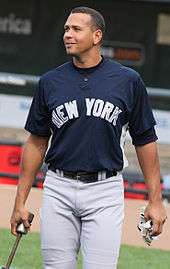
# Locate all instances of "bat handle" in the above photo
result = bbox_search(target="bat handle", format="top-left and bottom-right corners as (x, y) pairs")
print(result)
(6, 234), (22, 268)
(28, 212), (34, 223)
(17, 212), (34, 234)
(2, 213), (34, 269)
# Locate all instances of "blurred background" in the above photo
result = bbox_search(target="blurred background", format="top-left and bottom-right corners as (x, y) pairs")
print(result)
(0, 0), (170, 260)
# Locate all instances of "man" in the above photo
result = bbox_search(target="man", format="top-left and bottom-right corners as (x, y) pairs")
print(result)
(10, 6), (167, 269)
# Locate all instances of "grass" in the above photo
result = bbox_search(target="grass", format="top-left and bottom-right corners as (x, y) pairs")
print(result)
(0, 229), (170, 269)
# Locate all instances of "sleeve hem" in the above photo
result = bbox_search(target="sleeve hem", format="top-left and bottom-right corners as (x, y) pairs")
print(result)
(24, 127), (51, 137)
(133, 136), (158, 146)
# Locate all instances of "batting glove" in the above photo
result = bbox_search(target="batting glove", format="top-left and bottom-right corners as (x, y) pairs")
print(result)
(137, 207), (158, 246)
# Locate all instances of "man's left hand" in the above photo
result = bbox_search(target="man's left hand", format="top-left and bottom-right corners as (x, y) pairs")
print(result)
(144, 201), (167, 236)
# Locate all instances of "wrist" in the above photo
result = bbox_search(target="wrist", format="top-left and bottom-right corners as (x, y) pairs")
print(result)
(147, 187), (162, 204)
(148, 196), (163, 204)
(14, 195), (26, 209)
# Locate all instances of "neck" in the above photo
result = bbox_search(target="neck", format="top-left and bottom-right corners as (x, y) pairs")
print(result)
(73, 49), (102, 68)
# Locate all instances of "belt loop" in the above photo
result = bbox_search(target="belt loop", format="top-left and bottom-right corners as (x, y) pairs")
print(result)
(55, 169), (60, 176)
(60, 170), (64, 177)
(98, 171), (102, 181)
(102, 171), (106, 180)
(55, 169), (64, 177)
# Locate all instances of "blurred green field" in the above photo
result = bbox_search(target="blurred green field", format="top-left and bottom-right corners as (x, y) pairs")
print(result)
(0, 229), (170, 269)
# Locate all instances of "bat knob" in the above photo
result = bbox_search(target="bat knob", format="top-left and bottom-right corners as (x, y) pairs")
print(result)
(17, 222), (27, 234)
(17, 212), (34, 234)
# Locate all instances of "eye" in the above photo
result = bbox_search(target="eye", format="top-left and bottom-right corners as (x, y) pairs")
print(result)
(73, 27), (81, 31)
(64, 26), (69, 32)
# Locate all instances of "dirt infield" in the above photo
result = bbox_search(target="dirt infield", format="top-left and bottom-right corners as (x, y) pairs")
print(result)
(1, 184), (169, 250)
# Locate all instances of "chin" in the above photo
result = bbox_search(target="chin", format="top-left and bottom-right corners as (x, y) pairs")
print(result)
(66, 50), (78, 57)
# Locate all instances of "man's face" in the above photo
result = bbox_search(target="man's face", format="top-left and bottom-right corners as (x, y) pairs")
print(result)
(63, 13), (98, 56)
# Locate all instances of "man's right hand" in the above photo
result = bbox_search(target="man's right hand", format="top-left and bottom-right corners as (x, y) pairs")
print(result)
(10, 134), (49, 236)
(10, 207), (31, 236)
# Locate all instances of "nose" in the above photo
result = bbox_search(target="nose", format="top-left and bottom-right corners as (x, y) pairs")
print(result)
(64, 29), (73, 40)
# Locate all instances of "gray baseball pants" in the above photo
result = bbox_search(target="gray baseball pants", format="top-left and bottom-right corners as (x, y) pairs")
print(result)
(40, 170), (124, 269)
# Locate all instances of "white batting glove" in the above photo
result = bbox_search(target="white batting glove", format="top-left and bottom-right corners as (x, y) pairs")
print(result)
(137, 207), (158, 246)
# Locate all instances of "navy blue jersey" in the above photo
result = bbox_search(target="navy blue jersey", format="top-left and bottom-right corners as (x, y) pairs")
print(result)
(25, 58), (157, 172)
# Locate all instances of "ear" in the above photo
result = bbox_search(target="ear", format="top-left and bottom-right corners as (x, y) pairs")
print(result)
(93, 29), (103, 45)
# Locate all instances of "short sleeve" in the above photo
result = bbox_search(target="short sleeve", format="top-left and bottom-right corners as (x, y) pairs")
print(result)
(25, 78), (51, 137)
(132, 126), (158, 146)
(129, 76), (157, 145)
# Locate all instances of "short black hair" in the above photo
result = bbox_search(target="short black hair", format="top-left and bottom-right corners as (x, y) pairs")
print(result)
(71, 6), (105, 36)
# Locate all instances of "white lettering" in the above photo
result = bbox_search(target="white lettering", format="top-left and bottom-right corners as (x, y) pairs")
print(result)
(108, 106), (122, 126)
(85, 98), (95, 116)
(52, 98), (122, 128)
(0, 18), (8, 32)
(0, 13), (32, 35)
(92, 99), (104, 117)
(64, 100), (79, 119)
(52, 110), (63, 128)
(100, 101), (114, 120)
(56, 105), (68, 123)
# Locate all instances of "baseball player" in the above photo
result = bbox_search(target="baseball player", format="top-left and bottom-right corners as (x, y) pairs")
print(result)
(10, 6), (167, 269)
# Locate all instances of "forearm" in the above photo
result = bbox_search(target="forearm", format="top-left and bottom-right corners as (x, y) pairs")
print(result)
(14, 134), (49, 208)
(135, 142), (162, 203)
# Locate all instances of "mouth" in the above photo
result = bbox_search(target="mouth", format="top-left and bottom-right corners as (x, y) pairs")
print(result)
(65, 43), (76, 46)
